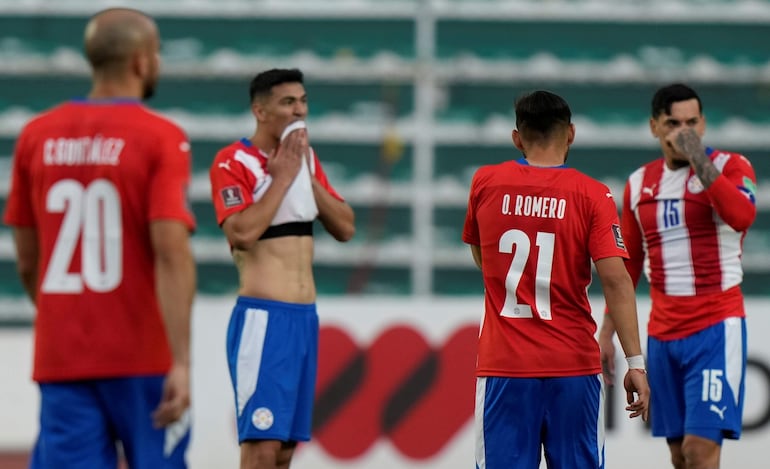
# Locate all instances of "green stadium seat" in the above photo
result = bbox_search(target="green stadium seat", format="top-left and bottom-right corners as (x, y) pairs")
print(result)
(0, 15), (416, 61)
(437, 19), (770, 66)
(1, 4), (769, 313)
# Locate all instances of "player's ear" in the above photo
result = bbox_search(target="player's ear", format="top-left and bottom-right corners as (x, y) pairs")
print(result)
(566, 123), (575, 145)
(512, 129), (525, 151)
(649, 117), (659, 138)
(132, 49), (149, 80)
(251, 100), (266, 121)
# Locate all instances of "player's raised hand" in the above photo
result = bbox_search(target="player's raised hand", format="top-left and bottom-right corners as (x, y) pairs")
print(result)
(665, 127), (703, 162)
(622, 368), (650, 422)
(152, 363), (191, 428)
(268, 126), (306, 184)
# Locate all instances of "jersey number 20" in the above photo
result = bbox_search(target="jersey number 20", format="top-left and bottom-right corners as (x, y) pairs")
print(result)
(499, 229), (555, 320)
(42, 179), (123, 293)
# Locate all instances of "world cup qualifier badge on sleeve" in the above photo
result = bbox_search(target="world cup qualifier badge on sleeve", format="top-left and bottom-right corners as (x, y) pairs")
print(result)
(221, 186), (244, 208)
(612, 224), (626, 250)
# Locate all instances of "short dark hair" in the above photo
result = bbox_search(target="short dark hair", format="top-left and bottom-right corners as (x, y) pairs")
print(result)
(249, 68), (304, 103)
(514, 90), (572, 141)
(651, 83), (702, 118)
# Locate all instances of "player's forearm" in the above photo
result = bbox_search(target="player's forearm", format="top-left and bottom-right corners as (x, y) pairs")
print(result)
(624, 256), (644, 289)
(151, 221), (195, 367)
(598, 312), (616, 342)
(225, 179), (293, 249)
(596, 257), (643, 370)
(687, 147), (720, 189)
(597, 261), (643, 358)
(155, 248), (195, 367)
(12, 227), (39, 304)
(470, 244), (482, 269)
(603, 279), (643, 359)
(19, 271), (38, 305)
(313, 179), (355, 242)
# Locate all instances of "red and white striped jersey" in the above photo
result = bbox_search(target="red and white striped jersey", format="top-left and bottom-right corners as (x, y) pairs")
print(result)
(622, 148), (757, 340)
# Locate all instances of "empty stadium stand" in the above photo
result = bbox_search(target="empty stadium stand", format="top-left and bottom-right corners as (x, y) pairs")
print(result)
(1, 0), (769, 322)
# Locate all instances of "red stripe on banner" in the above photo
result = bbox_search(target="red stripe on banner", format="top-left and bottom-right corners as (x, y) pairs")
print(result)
(314, 325), (478, 459)
(315, 326), (432, 459)
(388, 326), (477, 459)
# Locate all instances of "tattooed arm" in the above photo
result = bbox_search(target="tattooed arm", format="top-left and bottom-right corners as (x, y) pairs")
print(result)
(668, 128), (720, 188)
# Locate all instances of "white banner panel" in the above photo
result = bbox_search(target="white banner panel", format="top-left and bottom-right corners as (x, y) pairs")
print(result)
(1, 296), (769, 469)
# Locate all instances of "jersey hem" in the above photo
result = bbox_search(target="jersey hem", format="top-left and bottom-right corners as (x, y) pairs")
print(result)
(33, 364), (171, 383)
(476, 368), (601, 378)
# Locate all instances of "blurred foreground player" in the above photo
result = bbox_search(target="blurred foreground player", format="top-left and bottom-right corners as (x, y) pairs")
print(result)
(3, 8), (196, 468)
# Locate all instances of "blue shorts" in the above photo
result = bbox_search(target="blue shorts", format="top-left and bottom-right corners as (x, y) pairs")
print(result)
(226, 296), (319, 443)
(648, 317), (746, 444)
(30, 377), (190, 469)
(475, 374), (605, 469)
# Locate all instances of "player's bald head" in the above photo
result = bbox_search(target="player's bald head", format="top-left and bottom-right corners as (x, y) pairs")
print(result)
(84, 8), (157, 72)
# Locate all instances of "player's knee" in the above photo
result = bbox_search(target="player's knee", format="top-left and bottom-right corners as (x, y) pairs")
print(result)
(680, 438), (719, 469)
(240, 440), (282, 469)
(669, 451), (685, 469)
(670, 455), (686, 469)
(275, 441), (297, 468)
(668, 443), (685, 469)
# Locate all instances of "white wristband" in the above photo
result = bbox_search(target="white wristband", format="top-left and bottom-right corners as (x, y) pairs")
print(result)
(626, 354), (646, 370)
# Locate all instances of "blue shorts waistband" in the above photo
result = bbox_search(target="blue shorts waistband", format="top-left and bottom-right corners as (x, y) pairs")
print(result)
(235, 295), (316, 314)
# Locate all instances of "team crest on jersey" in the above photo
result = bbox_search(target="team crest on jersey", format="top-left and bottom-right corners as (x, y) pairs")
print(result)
(221, 186), (244, 207)
(252, 407), (274, 430)
(611, 224), (626, 250)
(687, 175), (705, 194)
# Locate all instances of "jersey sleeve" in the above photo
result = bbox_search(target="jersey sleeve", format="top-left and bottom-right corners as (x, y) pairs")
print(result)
(310, 148), (344, 201)
(147, 124), (196, 231)
(3, 125), (35, 227)
(705, 151), (756, 232)
(620, 181), (645, 286)
(209, 147), (256, 225)
(588, 183), (629, 262)
(462, 169), (481, 246)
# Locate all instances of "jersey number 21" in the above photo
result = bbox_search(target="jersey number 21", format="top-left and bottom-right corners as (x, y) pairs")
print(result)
(498, 229), (555, 320)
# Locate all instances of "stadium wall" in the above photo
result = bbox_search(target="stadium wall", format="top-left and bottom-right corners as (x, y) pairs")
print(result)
(1, 296), (769, 469)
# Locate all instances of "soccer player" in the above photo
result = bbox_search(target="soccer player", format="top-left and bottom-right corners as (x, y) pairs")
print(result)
(464, 90), (650, 469)
(599, 83), (757, 469)
(208, 68), (355, 468)
(2, 8), (196, 468)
